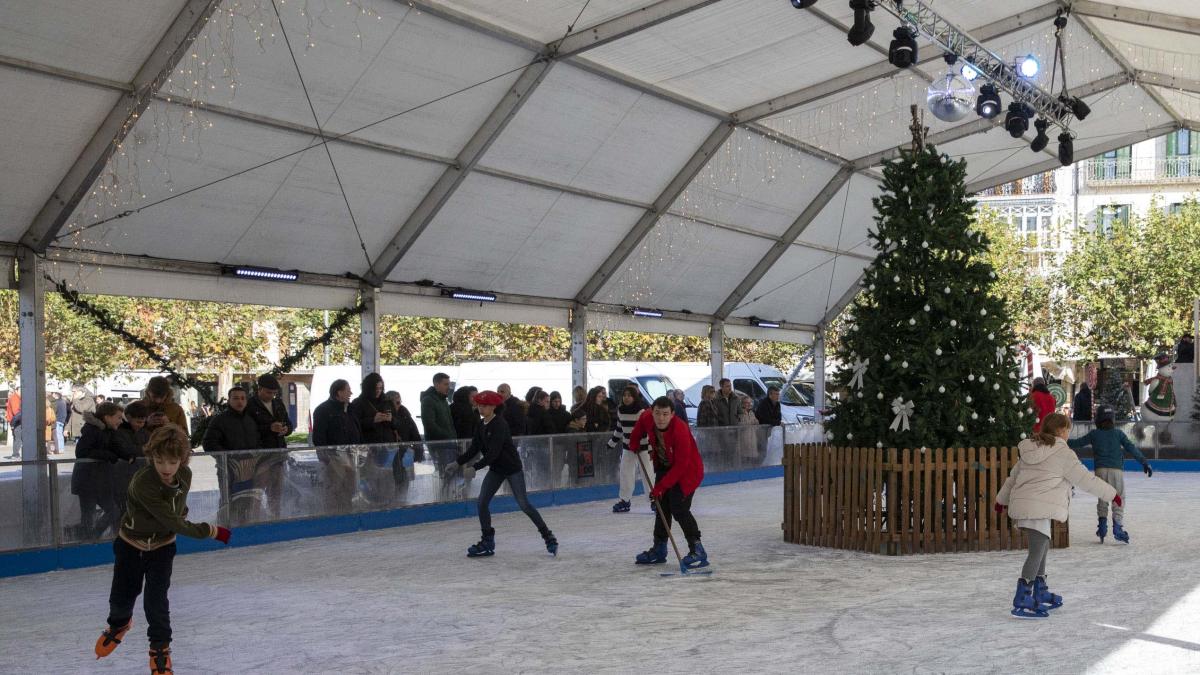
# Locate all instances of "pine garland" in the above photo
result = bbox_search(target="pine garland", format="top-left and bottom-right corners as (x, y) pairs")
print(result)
(267, 302), (366, 378)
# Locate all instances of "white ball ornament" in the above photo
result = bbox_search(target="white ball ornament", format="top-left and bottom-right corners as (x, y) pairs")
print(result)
(923, 304), (931, 312)
(1020, 432), (1027, 439)
(901, 360), (909, 368)
(1012, 397), (1019, 404)
(847, 432), (853, 440)
(894, 275), (901, 283)
(957, 425), (965, 432)
(980, 375), (986, 383)
(935, 347), (942, 356)
(876, 441), (884, 448)
(968, 374), (975, 381)
(971, 413), (978, 420)
(950, 320), (957, 327)
(884, 354), (891, 361)
(988, 332), (995, 340)
(938, 385), (946, 393)
(877, 392), (884, 400)
(857, 392), (863, 398)
(993, 383), (1000, 390)
(965, 396), (972, 403)
(869, 284), (876, 291)
(921, 241), (929, 249)
(908, 318), (916, 326)
(826, 431), (834, 441)
(944, 286), (951, 294)
(980, 308), (988, 316)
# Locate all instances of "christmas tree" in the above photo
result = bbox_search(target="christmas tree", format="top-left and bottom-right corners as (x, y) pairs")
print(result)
(1096, 368), (1134, 420)
(826, 112), (1026, 449)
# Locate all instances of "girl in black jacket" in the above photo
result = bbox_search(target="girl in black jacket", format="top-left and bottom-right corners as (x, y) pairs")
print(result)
(444, 390), (557, 558)
(71, 403), (138, 539)
(349, 372), (397, 445)
(544, 391), (573, 434)
(450, 386), (479, 440)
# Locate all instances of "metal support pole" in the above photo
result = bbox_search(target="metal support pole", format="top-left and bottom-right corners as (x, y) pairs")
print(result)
(17, 248), (50, 545)
(1194, 298), (1199, 379)
(360, 285), (380, 382)
(570, 304), (588, 393)
(710, 321), (725, 386)
(814, 330), (827, 425)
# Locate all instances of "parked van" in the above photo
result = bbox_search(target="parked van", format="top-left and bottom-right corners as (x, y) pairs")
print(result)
(310, 365), (458, 436)
(656, 362), (818, 424)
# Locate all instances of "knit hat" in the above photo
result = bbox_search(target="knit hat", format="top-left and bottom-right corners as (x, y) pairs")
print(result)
(257, 374), (281, 391)
(474, 390), (505, 407)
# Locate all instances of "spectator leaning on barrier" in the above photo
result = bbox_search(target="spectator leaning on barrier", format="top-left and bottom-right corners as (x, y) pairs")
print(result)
(351, 372), (397, 445)
(714, 378), (744, 427)
(249, 374), (291, 450)
(545, 391), (572, 434)
(420, 372), (455, 442)
(450, 386), (479, 440)
(696, 385), (720, 428)
(202, 387), (260, 524)
(527, 390), (551, 435)
(72, 401), (138, 539)
(498, 383), (528, 436)
(755, 386), (783, 427)
(140, 376), (188, 433)
(386, 390), (424, 484)
(312, 379), (362, 513)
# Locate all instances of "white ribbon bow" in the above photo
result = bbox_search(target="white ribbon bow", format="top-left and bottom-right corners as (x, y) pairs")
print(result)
(995, 346), (1007, 365)
(849, 357), (869, 390)
(889, 397), (914, 432)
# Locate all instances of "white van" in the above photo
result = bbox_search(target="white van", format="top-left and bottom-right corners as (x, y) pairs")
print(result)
(657, 362), (818, 424)
(310, 365), (459, 435)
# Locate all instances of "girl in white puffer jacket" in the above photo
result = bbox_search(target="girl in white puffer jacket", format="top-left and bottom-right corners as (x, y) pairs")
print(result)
(995, 412), (1120, 618)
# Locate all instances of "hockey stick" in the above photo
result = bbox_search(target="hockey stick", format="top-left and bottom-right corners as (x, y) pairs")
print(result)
(634, 450), (710, 576)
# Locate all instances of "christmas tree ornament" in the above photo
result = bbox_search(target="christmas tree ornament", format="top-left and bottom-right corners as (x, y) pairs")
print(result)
(893, 275), (901, 283)
(968, 374), (975, 381)
(956, 425), (965, 432)
(980, 375), (986, 382)
(923, 304), (931, 312)
(980, 308), (987, 316)
(944, 286), (951, 294)
(876, 441), (884, 448)
(884, 353), (892, 361)
(901, 360), (909, 368)
(971, 412), (978, 420)
(965, 395), (972, 403)
(950, 320), (957, 327)
(869, 283), (876, 291)
(877, 392), (884, 399)
(889, 397), (914, 432)
(921, 241), (929, 249)
(988, 332), (995, 340)
(857, 392), (864, 398)
(849, 357), (869, 389)
(989, 416), (996, 423)
(908, 318), (916, 325)
(993, 383), (1000, 390)
(935, 347), (942, 356)
(938, 385), (946, 393)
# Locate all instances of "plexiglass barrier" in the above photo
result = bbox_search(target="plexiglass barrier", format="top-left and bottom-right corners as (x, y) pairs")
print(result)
(1, 424), (805, 555)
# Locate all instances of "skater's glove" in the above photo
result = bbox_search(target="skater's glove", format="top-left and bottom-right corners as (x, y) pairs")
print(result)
(213, 526), (232, 545)
(1113, 494), (1123, 507)
(1143, 463), (1153, 477)
(650, 485), (665, 500)
(443, 463), (460, 479)
(993, 502), (1006, 513)
(463, 466), (476, 481)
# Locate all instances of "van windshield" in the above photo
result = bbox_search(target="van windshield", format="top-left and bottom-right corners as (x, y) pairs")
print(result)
(636, 376), (686, 405)
(760, 377), (812, 406)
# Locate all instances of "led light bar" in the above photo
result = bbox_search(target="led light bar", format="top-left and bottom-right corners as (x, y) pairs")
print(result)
(442, 288), (496, 303)
(753, 318), (782, 329)
(225, 266), (299, 282)
(629, 307), (664, 318)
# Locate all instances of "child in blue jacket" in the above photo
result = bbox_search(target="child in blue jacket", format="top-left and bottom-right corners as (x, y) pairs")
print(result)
(1067, 404), (1153, 543)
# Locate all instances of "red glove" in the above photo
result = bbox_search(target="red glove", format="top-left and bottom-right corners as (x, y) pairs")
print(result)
(1113, 494), (1123, 508)
(214, 526), (232, 545)
(994, 502), (1006, 513)
(649, 485), (665, 501)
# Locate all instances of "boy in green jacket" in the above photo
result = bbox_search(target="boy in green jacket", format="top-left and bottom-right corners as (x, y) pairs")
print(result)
(1067, 404), (1153, 544)
(94, 424), (232, 674)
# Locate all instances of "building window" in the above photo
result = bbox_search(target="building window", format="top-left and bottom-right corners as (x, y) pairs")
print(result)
(1099, 204), (1131, 234)
(1093, 146), (1131, 180)
(1166, 130), (1199, 177)
(1167, 202), (1184, 216)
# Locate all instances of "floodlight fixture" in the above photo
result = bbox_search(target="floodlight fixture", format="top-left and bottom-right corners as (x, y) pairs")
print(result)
(889, 26), (918, 68)
(1004, 101), (1034, 139)
(1017, 55), (1040, 78)
(225, 266), (299, 282)
(975, 83), (1001, 119)
(442, 288), (496, 303)
(1057, 132), (1074, 166)
(847, 0), (875, 46)
(1030, 118), (1050, 152)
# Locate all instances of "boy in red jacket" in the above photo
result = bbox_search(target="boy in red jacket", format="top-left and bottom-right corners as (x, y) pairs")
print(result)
(627, 396), (708, 568)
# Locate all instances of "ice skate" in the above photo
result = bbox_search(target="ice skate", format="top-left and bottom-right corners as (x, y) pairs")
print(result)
(635, 540), (668, 565)
(467, 528), (495, 557)
(94, 619), (132, 659)
(148, 645), (172, 674)
(1112, 521), (1130, 544)
(1010, 578), (1048, 619)
(541, 530), (558, 557)
(1096, 517), (1107, 543)
(1033, 576), (1063, 611)
(681, 541), (709, 569)
(611, 499), (631, 513)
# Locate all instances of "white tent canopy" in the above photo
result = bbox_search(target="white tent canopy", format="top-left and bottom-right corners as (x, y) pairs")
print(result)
(1, 0), (1197, 340)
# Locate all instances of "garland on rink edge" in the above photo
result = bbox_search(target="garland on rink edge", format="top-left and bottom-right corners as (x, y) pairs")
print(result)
(51, 277), (365, 444)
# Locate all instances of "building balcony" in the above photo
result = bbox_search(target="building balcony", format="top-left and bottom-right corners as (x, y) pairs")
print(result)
(1084, 157), (1200, 186)
(975, 171), (1057, 197)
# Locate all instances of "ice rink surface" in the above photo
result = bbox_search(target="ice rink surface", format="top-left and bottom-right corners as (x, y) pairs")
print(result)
(2, 473), (1199, 674)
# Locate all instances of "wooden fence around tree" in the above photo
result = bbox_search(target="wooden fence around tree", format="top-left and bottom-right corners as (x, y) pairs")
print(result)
(783, 445), (1068, 555)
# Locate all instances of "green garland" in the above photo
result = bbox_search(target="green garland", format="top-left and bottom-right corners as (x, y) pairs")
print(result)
(268, 302), (366, 377)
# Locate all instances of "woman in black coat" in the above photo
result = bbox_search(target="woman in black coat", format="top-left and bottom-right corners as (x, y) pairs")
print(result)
(544, 391), (573, 435)
(450, 386), (480, 440)
(349, 372), (398, 445)
(71, 403), (138, 539)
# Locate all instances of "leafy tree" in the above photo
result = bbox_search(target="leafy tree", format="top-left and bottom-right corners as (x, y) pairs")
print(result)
(825, 143), (1027, 448)
(1055, 198), (1200, 358)
(971, 208), (1054, 350)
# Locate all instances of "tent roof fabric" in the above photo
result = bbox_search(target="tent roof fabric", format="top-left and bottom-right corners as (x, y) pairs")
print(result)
(1, 0), (1195, 336)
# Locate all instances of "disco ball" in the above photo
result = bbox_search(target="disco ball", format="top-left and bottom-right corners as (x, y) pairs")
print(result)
(926, 71), (976, 123)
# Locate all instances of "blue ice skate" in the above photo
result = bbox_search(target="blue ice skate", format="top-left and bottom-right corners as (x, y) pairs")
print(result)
(681, 541), (709, 569)
(468, 528), (495, 557)
(635, 540), (668, 565)
(612, 499), (631, 513)
(542, 530), (558, 557)
(1112, 521), (1130, 544)
(1011, 578), (1049, 619)
(1033, 576), (1063, 611)
(1097, 517), (1107, 543)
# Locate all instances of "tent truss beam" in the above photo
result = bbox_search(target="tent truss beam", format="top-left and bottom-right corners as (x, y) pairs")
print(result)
(18, 0), (224, 253)
(1069, 1), (1200, 37)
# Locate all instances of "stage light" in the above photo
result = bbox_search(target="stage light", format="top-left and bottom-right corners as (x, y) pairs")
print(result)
(1071, 97), (1091, 121)
(847, 0), (874, 46)
(225, 266), (299, 282)
(960, 63), (979, 81)
(888, 26), (918, 68)
(1017, 55), (1039, 78)
(790, 0), (818, 7)
(1030, 119), (1050, 152)
(1004, 102), (1034, 139)
(975, 84), (1001, 119)
(442, 288), (496, 302)
(629, 307), (664, 318)
(1057, 132), (1074, 166)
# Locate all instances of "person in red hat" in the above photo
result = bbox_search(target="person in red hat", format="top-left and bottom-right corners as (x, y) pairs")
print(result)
(444, 390), (557, 557)
(626, 396), (708, 569)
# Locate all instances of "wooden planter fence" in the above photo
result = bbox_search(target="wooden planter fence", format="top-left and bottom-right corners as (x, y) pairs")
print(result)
(783, 444), (1068, 555)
